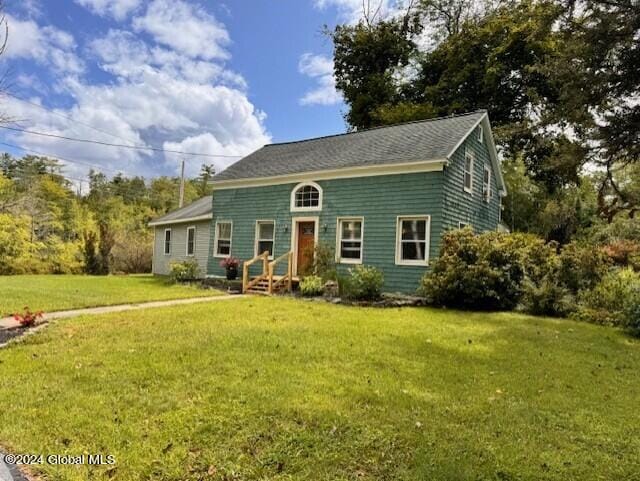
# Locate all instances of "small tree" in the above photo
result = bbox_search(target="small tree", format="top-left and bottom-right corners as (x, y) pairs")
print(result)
(82, 231), (100, 275)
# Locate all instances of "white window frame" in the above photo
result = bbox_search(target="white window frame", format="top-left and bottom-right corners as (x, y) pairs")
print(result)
(336, 217), (364, 264)
(458, 221), (469, 229)
(185, 225), (196, 256)
(290, 181), (323, 212)
(254, 220), (276, 259)
(395, 215), (431, 266)
(478, 125), (484, 144)
(483, 164), (492, 203)
(163, 228), (171, 255)
(463, 149), (474, 194)
(213, 220), (233, 258)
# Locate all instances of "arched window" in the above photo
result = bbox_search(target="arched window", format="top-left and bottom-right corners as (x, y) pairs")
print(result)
(291, 182), (322, 211)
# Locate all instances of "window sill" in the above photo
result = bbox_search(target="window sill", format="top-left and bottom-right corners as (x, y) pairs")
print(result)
(291, 207), (322, 213)
(338, 258), (362, 265)
(395, 260), (430, 267)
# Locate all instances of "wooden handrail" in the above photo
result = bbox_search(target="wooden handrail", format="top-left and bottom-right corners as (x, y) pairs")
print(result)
(242, 251), (269, 293)
(267, 251), (294, 294)
(244, 250), (294, 294)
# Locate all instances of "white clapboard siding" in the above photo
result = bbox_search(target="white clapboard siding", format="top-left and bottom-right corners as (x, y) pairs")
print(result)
(152, 221), (211, 277)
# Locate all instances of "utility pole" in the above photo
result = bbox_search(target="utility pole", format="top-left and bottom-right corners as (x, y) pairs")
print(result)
(179, 159), (185, 208)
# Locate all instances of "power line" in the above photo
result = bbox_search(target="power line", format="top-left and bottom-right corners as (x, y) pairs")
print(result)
(0, 125), (243, 158)
(5, 92), (144, 147)
(0, 140), (133, 175)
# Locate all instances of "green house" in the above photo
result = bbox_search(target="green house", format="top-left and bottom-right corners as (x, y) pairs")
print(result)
(207, 110), (506, 294)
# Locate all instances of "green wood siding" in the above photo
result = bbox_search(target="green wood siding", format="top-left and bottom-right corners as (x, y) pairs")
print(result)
(208, 125), (501, 293)
(442, 126), (502, 232)
(209, 172), (446, 293)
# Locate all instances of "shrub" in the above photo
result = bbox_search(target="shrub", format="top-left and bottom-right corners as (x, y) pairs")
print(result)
(13, 307), (44, 328)
(601, 240), (640, 270)
(169, 259), (200, 283)
(420, 230), (539, 311)
(349, 265), (384, 300)
(300, 275), (324, 297)
(111, 232), (152, 274)
(521, 277), (574, 317)
(557, 242), (609, 294)
(573, 268), (640, 327)
(312, 242), (337, 280)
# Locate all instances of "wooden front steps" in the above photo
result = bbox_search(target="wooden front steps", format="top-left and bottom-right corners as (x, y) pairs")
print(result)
(242, 251), (295, 295)
(245, 275), (299, 295)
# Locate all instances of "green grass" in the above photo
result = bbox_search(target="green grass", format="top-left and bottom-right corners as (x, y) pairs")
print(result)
(0, 274), (222, 315)
(0, 297), (639, 480)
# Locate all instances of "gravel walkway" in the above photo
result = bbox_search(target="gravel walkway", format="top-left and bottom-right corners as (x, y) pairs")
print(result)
(0, 295), (245, 347)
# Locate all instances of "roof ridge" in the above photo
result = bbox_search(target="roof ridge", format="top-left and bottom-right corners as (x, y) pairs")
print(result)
(264, 110), (487, 148)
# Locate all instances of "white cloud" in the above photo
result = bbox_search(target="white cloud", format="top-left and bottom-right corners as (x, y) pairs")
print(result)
(298, 53), (342, 106)
(74, 0), (142, 20)
(3, 7), (270, 179)
(132, 0), (230, 60)
(314, 0), (416, 24)
(3, 15), (84, 75)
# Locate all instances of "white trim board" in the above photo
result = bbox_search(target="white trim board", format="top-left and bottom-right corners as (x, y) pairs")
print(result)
(149, 214), (213, 227)
(212, 160), (448, 190)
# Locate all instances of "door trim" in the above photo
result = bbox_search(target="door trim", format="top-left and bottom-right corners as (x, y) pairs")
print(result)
(291, 216), (319, 276)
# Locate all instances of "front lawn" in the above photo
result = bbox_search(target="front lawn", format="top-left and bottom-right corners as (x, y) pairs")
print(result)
(0, 297), (638, 480)
(0, 274), (221, 315)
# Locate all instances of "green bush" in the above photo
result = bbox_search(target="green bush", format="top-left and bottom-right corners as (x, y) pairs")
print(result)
(312, 242), (337, 281)
(557, 242), (610, 294)
(420, 229), (540, 311)
(519, 240), (575, 316)
(169, 260), (200, 283)
(300, 275), (324, 297)
(349, 265), (384, 300)
(573, 268), (640, 327)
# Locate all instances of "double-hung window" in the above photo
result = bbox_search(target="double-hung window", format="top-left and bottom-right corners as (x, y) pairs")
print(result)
(186, 226), (196, 256)
(464, 149), (474, 193)
(337, 217), (363, 264)
(164, 229), (171, 255)
(483, 165), (492, 203)
(396, 216), (430, 266)
(215, 221), (232, 257)
(255, 220), (275, 258)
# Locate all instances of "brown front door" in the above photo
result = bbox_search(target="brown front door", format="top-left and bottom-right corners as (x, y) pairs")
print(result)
(296, 221), (315, 275)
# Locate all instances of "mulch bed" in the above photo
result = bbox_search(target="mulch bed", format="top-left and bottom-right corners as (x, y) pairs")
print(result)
(295, 292), (426, 308)
(0, 326), (29, 346)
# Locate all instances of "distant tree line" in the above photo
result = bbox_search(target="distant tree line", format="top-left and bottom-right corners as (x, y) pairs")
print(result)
(0, 153), (214, 275)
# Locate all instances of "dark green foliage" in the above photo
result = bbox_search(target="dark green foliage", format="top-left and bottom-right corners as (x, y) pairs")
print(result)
(330, 16), (421, 129)
(349, 265), (384, 300)
(312, 242), (337, 281)
(331, 0), (640, 231)
(82, 231), (100, 275)
(420, 229), (536, 310)
(556, 242), (610, 294)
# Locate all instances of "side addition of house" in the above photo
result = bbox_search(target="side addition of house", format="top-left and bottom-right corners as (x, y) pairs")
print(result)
(149, 195), (213, 277)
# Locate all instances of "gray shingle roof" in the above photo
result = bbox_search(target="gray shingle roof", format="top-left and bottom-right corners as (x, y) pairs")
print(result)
(149, 196), (212, 226)
(214, 111), (485, 182)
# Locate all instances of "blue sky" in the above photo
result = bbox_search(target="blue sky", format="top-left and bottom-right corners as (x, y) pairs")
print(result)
(0, 0), (376, 180)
